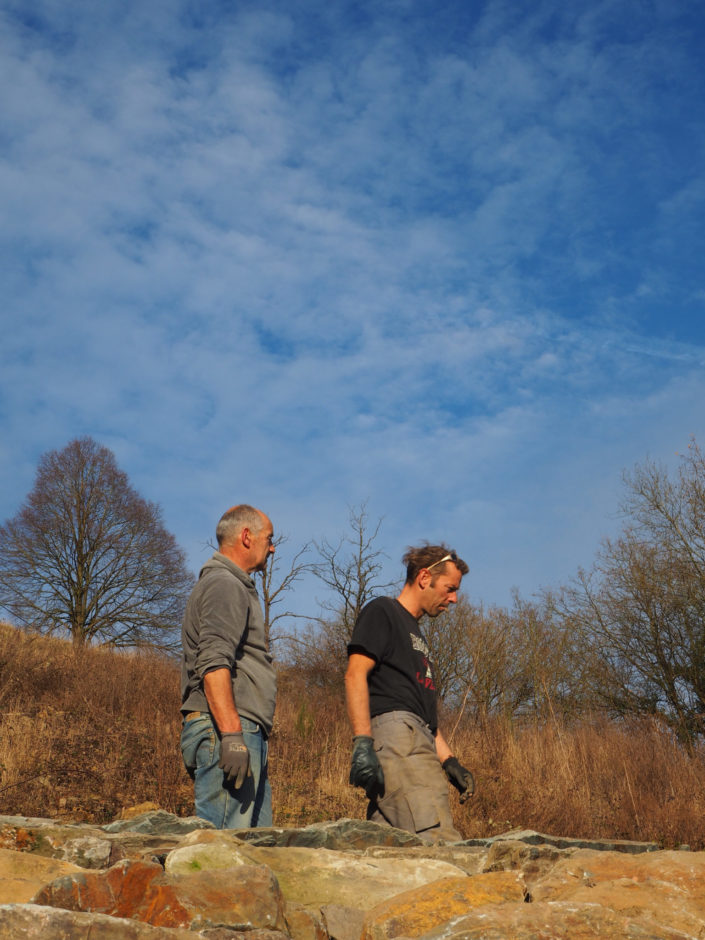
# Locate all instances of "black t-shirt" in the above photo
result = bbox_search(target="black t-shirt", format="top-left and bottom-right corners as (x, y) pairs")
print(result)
(348, 596), (438, 732)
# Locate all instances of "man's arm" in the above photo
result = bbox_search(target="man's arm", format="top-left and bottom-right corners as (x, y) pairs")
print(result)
(203, 668), (250, 788)
(345, 652), (384, 797)
(345, 652), (376, 735)
(434, 728), (453, 764)
(193, 572), (249, 719)
(203, 668), (242, 733)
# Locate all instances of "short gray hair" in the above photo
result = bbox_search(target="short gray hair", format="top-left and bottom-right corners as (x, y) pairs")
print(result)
(216, 504), (265, 548)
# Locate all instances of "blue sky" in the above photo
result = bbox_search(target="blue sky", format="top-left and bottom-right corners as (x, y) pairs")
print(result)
(1, 0), (704, 621)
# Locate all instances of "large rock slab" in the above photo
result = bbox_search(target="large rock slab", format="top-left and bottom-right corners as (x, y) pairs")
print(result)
(0, 814), (197, 869)
(362, 844), (486, 876)
(166, 831), (470, 911)
(482, 838), (578, 886)
(361, 872), (525, 940)
(416, 899), (695, 939)
(230, 819), (425, 850)
(32, 857), (288, 932)
(463, 828), (659, 854)
(0, 903), (202, 938)
(102, 811), (214, 836)
(0, 816), (113, 868)
(285, 901), (328, 940)
(165, 839), (254, 874)
(530, 847), (705, 938)
(320, 904), (366, 940)
(0, 848), (84, 903)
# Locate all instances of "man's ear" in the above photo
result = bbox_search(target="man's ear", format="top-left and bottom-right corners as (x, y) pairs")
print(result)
(241, 527), (252, 548)
(418, 569), (431, 589)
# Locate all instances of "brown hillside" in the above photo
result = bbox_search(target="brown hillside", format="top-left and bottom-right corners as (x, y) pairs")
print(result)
(2, 621), (705, 848)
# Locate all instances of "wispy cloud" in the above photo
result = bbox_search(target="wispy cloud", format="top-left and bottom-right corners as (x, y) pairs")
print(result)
(1, 0), (704, 613)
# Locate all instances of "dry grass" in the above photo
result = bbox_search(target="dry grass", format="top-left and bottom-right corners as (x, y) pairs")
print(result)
(2, 621), (705, 848)
(448, 711), (705, 848)
(270, 671), (369, 827)
(0, 622), (192, 822)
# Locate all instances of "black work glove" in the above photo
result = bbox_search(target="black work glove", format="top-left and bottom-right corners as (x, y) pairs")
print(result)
(443, 756), (475, 803)
(349, 735), (385, 799)
(219, 733), (251, 789)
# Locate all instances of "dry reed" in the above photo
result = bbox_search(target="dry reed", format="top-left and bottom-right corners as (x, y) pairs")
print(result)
(2, 622), (705, 848)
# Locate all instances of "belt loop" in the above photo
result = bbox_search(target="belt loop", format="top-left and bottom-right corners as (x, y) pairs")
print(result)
(183, 711), (205, 723)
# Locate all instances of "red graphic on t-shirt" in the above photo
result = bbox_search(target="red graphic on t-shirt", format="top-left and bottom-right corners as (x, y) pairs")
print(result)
(416, 657), (435, 691)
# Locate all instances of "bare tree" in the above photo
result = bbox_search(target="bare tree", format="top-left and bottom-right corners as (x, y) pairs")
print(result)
(285, 503), (394, 688)
(421, 589), (579, 725)
(419, 596), (474, 704)
(0, 437), (194, 649)
(253, 534), (312, 651)
(426, 598), (532, 719)
(557, 440), (705, 742)
(503, 591), (581, 719)
(312, 503), (393, 643)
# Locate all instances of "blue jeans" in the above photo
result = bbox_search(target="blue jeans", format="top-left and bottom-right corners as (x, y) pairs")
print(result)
(180, 712), (272, 829)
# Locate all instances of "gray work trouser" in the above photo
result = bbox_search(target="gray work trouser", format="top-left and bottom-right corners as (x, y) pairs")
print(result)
(368, 710), (462, 843)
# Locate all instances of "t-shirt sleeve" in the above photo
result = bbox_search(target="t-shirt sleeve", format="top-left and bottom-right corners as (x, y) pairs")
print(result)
(348, 599), (392, 664)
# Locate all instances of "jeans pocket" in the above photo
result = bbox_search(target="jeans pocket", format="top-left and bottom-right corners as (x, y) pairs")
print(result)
(240, 716), (261, 736)
(181, 716), (216, 774)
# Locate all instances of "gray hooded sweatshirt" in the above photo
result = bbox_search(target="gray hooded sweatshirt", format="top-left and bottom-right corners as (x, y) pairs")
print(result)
(180, 552), (277, 734)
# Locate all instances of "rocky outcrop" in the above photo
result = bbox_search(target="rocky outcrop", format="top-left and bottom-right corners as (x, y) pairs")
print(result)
(32, 857), (288, 933)
(0, 811), (702, 939)
(165, 830), (474, 911)
(360, 872), (526, 940)
(0, 848), (83, 904)
(0, 812), (210, 870)
(0, 903), (207, 939)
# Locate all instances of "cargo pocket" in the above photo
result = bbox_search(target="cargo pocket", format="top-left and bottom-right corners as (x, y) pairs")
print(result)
(376, 785), (441, 834)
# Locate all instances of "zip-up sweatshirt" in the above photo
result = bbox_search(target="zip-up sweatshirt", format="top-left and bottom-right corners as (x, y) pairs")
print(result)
(180, 552), (277, 734)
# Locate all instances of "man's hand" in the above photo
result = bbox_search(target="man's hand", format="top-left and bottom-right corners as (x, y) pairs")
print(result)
(219, 733), (251, 788)
(349, 735), (384, 798)
(442, 756), (475, 803)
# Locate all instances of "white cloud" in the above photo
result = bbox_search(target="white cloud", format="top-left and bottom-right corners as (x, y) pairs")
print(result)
(1, 0), (704, 616)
